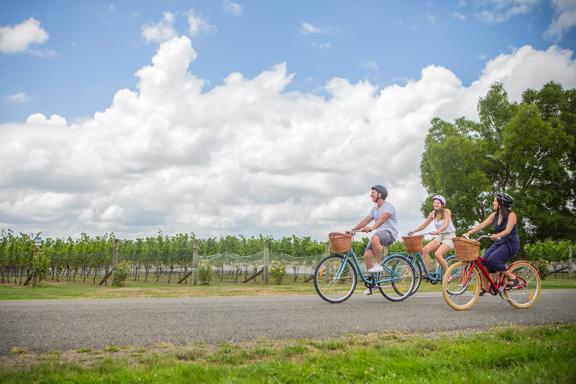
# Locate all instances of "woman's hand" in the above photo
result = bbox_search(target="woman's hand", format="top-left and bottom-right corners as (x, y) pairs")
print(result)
(430, 230), (438, 236)
(490, 234), (500, 241)
(462, 232), (470, 239)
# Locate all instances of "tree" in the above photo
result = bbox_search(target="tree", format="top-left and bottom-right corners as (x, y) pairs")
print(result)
(420, 82), (576, 242)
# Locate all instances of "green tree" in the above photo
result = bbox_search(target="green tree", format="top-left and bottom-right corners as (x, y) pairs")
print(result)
(420, 82), (575, 242)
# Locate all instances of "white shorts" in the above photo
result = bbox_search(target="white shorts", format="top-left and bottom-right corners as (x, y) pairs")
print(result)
(433, 232), (456, 249)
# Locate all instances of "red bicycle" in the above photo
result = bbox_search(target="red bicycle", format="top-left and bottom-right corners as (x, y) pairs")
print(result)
(442, 235), (542, 311)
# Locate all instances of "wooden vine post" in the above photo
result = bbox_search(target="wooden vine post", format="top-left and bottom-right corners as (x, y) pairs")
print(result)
(263, 239), (269, 284)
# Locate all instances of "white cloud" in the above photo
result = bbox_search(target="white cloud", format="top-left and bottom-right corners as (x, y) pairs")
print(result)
(476, 0), (538, 24)
(362, 61), (379, 71)
(301, 22), (335, 35)
(142, 12), (177, 43)
(0, 18), (49, 53)
(1, 37), (575, 240)
(5, 92), (31, 103)
(453, 12), (467, 21)
(427, 14), (437, 25)
(223, 0), (243, 16)
(545, 0), (576, 42)
(187, 9), (217, 36)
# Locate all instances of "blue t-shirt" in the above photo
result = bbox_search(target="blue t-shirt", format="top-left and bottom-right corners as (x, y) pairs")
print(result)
(369, 202), (398, 239)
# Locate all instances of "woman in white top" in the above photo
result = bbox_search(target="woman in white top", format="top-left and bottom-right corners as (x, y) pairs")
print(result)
(409, 195), (456, 273)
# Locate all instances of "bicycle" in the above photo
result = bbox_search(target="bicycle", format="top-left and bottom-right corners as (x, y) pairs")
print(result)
(402, 232), (457, 296)
(314, 232), (416, 304)
(441, 235), (542, 311)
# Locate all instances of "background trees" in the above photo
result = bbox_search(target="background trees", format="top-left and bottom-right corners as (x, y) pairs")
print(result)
(420, 82), (575, 243)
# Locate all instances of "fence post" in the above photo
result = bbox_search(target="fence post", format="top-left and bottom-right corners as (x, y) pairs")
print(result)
(263, 240), (269, 284)
(192, 241), (199, 286)
(569, 245), (573, 279)
(113, 238), (119, 269)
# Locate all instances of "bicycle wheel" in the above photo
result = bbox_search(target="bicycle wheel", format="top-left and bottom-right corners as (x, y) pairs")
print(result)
(409, 257), (423, 296)
(314, 254), (357, 303)
(442, 261), (481, 311)
(504, 261), (541, 309)
(377, 254), (415, 302)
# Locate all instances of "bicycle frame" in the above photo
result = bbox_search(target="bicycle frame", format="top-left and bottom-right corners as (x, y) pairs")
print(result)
(457, 257), (528, 294)
(335, 249), (406, 286)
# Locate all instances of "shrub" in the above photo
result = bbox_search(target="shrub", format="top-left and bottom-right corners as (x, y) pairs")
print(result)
(198, 263), (213, 286)
(112, 261), (130, 287)
(270, 262), (286, 284)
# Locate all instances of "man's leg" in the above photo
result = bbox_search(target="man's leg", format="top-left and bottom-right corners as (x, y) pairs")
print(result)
(364, 248), (375, 270)
(371, 235), (383, 265)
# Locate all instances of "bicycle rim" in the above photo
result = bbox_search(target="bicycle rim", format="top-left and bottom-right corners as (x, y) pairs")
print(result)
(442, 261), (480, 311)
(504, 262), (541, 309)
(314, 255), (357, 303)
(377, 255), (415, 302)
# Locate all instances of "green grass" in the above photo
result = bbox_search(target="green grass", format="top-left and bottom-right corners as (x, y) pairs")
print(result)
(1, 324), (575, 383)
(0, 276), (575, 300)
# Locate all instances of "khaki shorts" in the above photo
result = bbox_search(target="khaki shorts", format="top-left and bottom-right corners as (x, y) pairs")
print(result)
(433, 232), (456, 249)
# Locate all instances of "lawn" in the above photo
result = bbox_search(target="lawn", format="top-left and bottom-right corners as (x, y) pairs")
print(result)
(1, 324), (575, 383)
(0, 276), (574, 300)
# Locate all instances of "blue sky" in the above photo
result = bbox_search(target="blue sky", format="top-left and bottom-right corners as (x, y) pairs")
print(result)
(1, 1), (576, 239)
(2, 0), (574, 123)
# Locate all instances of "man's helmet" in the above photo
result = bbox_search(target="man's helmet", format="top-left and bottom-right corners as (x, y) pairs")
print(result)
(495, 191), (514, 208)
(432, 194), (446, 206)
(371, 185), (388, 200)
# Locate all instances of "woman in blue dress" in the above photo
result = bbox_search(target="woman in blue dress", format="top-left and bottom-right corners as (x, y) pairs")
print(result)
(463, 192), (521, 294)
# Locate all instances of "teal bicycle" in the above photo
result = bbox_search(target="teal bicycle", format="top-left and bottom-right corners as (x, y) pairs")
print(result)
(314, 233), (416, 304)
(402, 233), (457, 296)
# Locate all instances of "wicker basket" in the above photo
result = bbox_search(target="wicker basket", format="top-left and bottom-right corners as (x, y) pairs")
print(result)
(453, 237), (480, 261)
(402, 235), (424, 254)
(328, 232), (352, 253)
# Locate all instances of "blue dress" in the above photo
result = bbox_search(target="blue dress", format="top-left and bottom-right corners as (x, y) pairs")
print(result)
(482, 212), (520, 272)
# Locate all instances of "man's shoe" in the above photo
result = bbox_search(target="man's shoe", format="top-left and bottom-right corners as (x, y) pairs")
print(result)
(363, 288), (372, 295)
(367, 264), (384, 273)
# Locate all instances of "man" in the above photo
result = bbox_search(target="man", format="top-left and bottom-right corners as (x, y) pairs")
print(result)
(349, 185), (398, 295)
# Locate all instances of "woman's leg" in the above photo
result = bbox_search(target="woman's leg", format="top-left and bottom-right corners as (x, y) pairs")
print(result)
(486, 245), (517, 283)
(434, 243), (452, 271)
(421, 241), (439, 272)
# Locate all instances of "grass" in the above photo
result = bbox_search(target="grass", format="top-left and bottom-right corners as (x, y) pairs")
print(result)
(0, 324), (575, 383)
(1, 275), (575, 300)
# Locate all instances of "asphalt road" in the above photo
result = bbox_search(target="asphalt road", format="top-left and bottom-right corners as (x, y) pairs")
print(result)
(1, 290), (575, 354)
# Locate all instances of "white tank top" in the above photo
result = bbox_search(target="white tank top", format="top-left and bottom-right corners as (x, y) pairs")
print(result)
(433, 215), (456, 234)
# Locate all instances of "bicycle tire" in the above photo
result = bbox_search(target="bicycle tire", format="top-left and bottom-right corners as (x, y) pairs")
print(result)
(409, 258), (423, 296)
(377, 254), (415, 302)
(314, 254), (357, 303)
(503, 261), (541, 309)
(442, 261), (481, 311)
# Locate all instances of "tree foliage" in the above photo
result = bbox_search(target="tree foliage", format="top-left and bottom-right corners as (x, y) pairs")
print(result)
(420, 82), (575, 242)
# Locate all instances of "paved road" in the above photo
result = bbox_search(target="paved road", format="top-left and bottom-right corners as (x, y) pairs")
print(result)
(1, 290), (575, 354)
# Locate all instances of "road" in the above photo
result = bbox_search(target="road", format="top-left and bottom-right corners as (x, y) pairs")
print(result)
(1, 290), (575, 354)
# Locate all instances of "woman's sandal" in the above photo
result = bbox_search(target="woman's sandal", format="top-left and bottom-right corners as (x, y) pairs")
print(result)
(506, 276), (521, 289)
(479, 288), (487, 296)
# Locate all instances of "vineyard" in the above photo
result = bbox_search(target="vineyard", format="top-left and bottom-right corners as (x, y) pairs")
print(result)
(0, 229), (573, 287)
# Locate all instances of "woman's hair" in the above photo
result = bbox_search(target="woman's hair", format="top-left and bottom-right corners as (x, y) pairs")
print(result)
(497, 204), (511, 224)
(433, 206), (445, 221)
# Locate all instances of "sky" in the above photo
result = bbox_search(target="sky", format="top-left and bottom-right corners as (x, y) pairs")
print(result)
(1, 0), (576, 241)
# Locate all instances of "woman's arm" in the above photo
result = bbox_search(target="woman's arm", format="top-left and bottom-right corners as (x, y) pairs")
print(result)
(464, 212), (495, 236)
(491, 212), (517, 240)
(410, 212), (433, 234)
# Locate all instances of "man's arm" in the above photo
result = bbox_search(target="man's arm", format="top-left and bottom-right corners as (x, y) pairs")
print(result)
(350, 216), (372, 232)
(365, 212), (391, 232)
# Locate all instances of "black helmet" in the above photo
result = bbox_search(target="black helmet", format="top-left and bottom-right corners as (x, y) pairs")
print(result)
(495, 191), (513, 208)
(371, 185), (388, 200)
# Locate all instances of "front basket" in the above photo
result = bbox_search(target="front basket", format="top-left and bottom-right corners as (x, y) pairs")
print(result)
(402, 235), (424, 254)
(453, 237), (480, 261)
(328, 232), (352, 253)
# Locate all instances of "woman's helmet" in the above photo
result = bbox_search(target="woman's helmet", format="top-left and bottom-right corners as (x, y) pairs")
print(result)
(495, 192), (514, 208)
(371, 185), (388, 200)
(432, 194), (446, 206)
